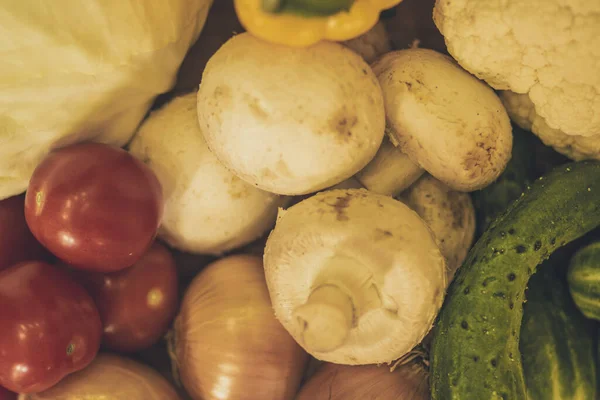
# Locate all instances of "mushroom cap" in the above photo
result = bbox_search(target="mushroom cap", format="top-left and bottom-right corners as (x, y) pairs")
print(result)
(264, 188), (446, 364)
(342, 21), (392, 64)
(372, 48), (513, 192)
(197, 33), (386, 195)
(128, 92), (287, 255)
(399, 174), (476, 279)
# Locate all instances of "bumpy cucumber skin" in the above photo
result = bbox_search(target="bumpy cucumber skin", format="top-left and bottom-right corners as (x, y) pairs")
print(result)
(568, 242), (600, 321)
(522, 265), (597, 400)
(430, 161), (600, 400)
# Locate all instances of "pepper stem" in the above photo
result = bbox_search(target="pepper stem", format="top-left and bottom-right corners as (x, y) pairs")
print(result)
(292, 254), (387, 353)
(262, 0), (355, 16)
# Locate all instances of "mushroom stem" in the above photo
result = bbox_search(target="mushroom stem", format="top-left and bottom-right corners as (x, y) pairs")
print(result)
(292, 254), (385, 353)
(355, 138), (424, 196)
(294, 285), (354, 353)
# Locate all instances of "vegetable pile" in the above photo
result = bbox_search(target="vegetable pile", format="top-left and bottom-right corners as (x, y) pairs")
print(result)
(0, 0), (598, 399)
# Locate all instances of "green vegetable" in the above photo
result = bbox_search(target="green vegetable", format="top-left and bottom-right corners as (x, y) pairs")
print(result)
(568, 242), (600, 321)
(430, 160), (600, 400)
(522, 262), (597, 400)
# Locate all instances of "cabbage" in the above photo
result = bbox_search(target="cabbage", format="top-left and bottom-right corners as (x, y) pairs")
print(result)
(0, 0), (214, 199)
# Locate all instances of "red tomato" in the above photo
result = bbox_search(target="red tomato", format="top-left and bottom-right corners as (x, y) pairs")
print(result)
(73, 242), (179, 353)
(0, 386), (16, 400)
(24, 143), (163, 272)
(0, 194), (50, 271)
(0, 261), (102, 393)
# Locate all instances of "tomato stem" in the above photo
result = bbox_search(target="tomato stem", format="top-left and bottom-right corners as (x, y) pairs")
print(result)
(262, 0), (355, 16)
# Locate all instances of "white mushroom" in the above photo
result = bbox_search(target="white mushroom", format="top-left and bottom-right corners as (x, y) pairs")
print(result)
(355, 137), (424, 196)
(263, 188), (446, 365)
(128, 92), (288, 255)
(372, 48), (513, 192)
(342, 21), (392, 64)
(197, 33), (386, 195)
(399, 174), (475, 279)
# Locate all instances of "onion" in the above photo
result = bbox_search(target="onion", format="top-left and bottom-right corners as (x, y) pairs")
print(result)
(18, 353), (180, 400)
(171, 254), (308, 400)
(296, 359), (429, 399)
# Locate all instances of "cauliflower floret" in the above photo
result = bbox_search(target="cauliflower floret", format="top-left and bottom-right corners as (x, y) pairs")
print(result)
(502, 91), (600, 160)
(433, 0), (600, 149)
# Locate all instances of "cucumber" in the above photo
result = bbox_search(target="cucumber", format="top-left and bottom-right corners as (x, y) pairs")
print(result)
(430, 160), (600, 400)
(568, 241), (600, 321)
(522, 260), (597, 400)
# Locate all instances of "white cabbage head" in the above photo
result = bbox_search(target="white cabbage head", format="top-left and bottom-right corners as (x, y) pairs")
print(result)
(0, 0), (214, 199)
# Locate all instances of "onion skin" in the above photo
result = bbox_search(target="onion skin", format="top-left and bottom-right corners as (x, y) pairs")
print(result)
(296, 360), (429, 400)
(173, 254), (309, 400)
(18, 354), (180, 400)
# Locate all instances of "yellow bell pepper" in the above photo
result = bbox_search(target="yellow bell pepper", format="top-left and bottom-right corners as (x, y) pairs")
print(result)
(234, 0), (403, 47)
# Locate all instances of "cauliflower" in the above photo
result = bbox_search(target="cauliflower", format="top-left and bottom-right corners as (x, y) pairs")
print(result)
(433, 0), (600, 159)
(502, 91), (600, 160)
